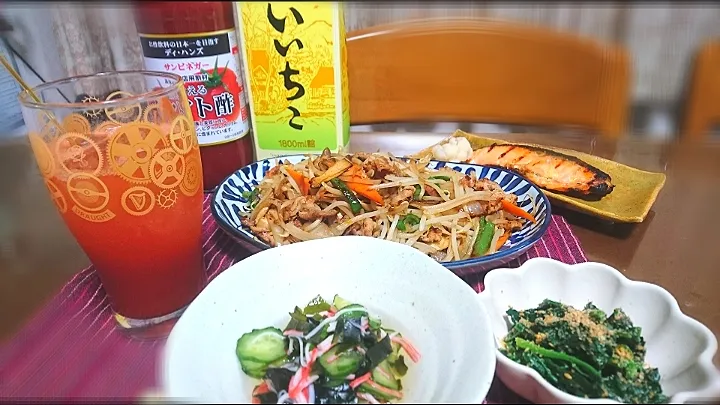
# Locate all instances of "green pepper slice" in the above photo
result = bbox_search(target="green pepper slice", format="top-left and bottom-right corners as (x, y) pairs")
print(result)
(413, 184), (422, 201)
(472, 217), (496, 256)
(396, 213), (421, 231)
(330, 178), (363, 214)
(429, 175), (451, 181)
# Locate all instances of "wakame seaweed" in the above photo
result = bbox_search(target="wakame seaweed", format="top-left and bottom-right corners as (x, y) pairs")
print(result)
(501, 299), (668, 404)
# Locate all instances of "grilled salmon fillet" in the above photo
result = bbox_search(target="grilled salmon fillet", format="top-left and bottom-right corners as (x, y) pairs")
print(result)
(469, 143), (614, 198)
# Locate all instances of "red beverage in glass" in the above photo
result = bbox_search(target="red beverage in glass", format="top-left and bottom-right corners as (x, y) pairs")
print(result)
(21, 71), (207, 338)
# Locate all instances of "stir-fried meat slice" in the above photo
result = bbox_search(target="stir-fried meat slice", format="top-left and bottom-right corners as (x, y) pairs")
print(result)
(498, 218), (525, 233)
(282, 196), (336, 221)
(314, 148), (335, 170)
(363, 155), (402, 178)
(361, 218), (376, 236)
(240, 217), (276, 246)
(352, 152), (372, 161)
(464, 199), (503, 218)
(461, 175), (518, 204)
(273, 181), (287, 199)
(345, 218), (376, 236)
(461, 176), (501, 192)
(420, 227), (443, 243)
(388, 185), (416, 207)
(266, 166), (281, 177)
(265, 208), (281, 223)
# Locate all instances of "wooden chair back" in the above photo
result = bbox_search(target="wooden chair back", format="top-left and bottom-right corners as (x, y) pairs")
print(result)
(346, 18), (631, 138)
(682, 40), (720, 139)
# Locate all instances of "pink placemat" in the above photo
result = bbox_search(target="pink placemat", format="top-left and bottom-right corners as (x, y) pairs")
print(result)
(0, 193), (586, 401)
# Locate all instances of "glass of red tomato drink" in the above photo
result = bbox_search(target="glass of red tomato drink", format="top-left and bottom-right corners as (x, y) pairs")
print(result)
(18, 71), (206, 339)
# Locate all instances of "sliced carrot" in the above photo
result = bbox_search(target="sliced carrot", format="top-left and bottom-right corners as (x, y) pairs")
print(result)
(286, 166), (310, 195)
(345, 181), (384, 205)
(501, 199), (536, 223)
(496, 232), (511, 250)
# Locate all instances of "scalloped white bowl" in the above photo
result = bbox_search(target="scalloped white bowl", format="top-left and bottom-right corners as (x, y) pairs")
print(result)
(478, 258), (720, 404)
(162, 236), (496, 403)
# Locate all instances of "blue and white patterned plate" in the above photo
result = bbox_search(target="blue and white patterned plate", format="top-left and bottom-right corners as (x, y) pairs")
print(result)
(211, 154), (551, 275)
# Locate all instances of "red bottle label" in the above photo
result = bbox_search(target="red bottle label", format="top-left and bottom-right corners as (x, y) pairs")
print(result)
(138, 29), (250, 146)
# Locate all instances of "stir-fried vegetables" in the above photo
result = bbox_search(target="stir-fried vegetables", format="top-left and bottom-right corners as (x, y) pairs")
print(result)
(237, 295), (420, 404)
(240, 149), (538, 262)
(501, 300), (668, 404)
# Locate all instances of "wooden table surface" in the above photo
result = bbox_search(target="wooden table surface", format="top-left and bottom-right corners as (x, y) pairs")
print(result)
(1, 131), (719, 358)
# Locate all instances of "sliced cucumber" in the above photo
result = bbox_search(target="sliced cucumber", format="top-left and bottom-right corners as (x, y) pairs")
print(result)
(239, 356), (286, 379)
(239, 356), (267, 379)
(236, 327), (288, 363)
(336, 304), (368, 322)
(318, 344), (364, 378)
(332, 295), (354, 310)
(241, 362), (267, 379)
(371, 360), (401, 390)
(240, 357), (266, 372)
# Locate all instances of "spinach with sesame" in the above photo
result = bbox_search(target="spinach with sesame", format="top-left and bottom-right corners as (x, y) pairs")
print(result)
(501, 299), (668, 404)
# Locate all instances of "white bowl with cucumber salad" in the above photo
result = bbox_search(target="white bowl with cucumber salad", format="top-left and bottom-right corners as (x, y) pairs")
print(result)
(162, 236), (497, 403)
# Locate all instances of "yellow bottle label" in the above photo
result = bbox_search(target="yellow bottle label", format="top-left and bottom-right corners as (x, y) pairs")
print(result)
(237, 2), (350, 158)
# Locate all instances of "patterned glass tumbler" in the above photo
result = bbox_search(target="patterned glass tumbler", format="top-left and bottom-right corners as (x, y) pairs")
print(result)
(18, 71), (206, 339)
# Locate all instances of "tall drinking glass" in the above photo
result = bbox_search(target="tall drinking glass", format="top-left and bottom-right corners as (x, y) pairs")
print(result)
(18, 71), (205, 339)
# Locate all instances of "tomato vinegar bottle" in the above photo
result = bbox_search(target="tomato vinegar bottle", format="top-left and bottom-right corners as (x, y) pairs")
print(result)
(133, 1), (254, 191)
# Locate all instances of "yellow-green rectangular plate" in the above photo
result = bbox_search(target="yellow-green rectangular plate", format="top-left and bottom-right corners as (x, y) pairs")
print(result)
(412, 131), (666, 223)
